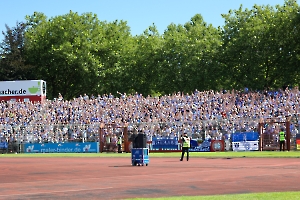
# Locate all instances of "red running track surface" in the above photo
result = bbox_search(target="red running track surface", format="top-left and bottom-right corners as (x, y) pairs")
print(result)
(0, 157), (299, 200)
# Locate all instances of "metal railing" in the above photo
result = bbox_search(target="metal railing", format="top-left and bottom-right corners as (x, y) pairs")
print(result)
(0, 124), (100, 145)
(0, 116), (298, 151)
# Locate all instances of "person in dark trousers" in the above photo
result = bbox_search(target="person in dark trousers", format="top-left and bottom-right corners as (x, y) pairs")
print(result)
(180, 132), (190, 161)
(117, 135), (122, 153)
(279, 128), (286, 151)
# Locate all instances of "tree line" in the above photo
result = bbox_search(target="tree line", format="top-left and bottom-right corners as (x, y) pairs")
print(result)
(0, 0), (299, 100)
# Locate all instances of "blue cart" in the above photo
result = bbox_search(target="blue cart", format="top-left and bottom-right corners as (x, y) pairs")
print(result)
(131, 148), (149, 166)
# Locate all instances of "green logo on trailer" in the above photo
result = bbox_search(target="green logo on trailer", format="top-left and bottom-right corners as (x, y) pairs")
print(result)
(28, 81), (41, 94)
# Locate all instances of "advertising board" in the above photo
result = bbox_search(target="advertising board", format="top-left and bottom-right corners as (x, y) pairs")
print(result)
(210, 140), (225, 152)
(231, 132), (259, 151)
(0, 142), (8, 149)
(24, 142), (99, 153)
(150, 138), (224, 152)
(0, 80), (46, 102)
(189, 139), (211, 152)
(232, 132), (259, 142)
(297, 138), (300, 150)
(232, 141), (259, 151)
(151, 137), (178, 150)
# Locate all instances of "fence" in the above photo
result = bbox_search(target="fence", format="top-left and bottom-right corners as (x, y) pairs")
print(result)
(129, 118), (261, 151)
(259, 115), (299, 151)
(0, 116), (298, 153)
(290, 114), (300, 150)
(0, 124), (100, 144)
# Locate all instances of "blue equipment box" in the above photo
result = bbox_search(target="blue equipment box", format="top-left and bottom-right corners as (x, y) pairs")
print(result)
(131, 148), (149, 166)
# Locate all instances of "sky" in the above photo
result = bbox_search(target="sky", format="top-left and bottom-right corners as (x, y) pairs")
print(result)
(0, 0), (288, 41)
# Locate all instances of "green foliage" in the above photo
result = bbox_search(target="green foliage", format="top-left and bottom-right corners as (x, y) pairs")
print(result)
(0, 22), (34, 81)
(219, 0), (300, 90)
(1, 0), (300, 99)
(127, 24), (163, 95)
(129, 192), (300, 200)
(157, 14), (221, 94)
(24, 11), (104, 99)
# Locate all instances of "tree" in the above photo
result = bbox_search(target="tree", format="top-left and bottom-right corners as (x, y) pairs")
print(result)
(2, 0), (298, 100)
(219, 0), (300, 90)
(25, 11), (104, 99)
(270, 0), (300, 88)
(0, 22), (34, 81)
(158, 14), (222, 94)
(126, 24), (163, 96)
(91, 19), (134, 95)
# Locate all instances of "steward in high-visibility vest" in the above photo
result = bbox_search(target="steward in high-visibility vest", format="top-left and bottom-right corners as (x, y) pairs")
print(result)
(117, 136), (122, 153)
(180, 132), (190, 161)
(279, 131), (285, 141)
(279, 129), (285, 151)
(182, 136), (191, 148)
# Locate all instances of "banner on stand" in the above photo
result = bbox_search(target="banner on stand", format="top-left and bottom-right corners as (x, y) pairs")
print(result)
(232, 141), (259, 151)
(296, 139), (300, 150)
(0, 142), (8, 149)
(210, 140), (225, 152)
(24, 142), (99, 153)
(189, 139), (211, 152)
(151, 137), (178, 150)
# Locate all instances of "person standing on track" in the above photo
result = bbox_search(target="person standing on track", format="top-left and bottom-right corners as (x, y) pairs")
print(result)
(279, 127), (286, 151)
(117, 135), (122, 153)
(180, 132), (190, 161)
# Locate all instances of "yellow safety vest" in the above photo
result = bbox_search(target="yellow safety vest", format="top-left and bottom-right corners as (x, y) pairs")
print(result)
(117, 137), (122, 145)
(279, 131), (285, 141)
(182, 136), (190, 148)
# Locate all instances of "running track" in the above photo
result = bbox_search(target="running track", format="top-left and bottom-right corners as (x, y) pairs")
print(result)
(0, 157), (299, 199)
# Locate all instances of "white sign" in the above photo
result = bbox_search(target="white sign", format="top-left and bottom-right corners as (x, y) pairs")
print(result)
(0, 80), (46, 96)
(232, 141), (259, 151)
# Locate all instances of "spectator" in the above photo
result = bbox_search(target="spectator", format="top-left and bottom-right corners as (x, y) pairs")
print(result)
(0, 88), (299, 143)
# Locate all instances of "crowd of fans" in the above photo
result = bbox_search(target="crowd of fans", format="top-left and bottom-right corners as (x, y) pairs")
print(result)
(0, 87), (300, 145)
